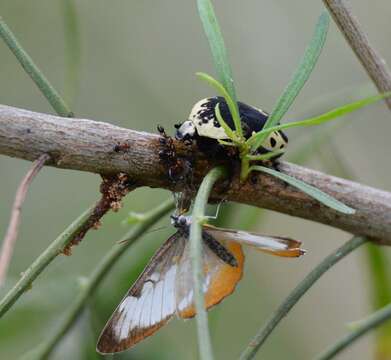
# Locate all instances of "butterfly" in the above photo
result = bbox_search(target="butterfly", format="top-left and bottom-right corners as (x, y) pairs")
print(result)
(96, 214), (305, 354)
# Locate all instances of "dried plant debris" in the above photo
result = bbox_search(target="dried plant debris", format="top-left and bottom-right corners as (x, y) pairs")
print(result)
(62, 173), (134, 255)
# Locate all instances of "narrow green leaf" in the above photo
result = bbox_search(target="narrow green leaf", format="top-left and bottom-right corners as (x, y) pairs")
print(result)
(197, 72), (243, 137)
(197, 0), (237, 103)
(250, 165), (355, 214)
(215, 103), (239, 143)
(245, 150), (284, 161)
(218, 139), (237, 146)
(247, 92), (391, 147)
(251, 12), (330, 151)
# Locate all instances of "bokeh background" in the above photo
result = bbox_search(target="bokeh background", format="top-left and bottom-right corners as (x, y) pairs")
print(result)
(1, 1), (391, 359)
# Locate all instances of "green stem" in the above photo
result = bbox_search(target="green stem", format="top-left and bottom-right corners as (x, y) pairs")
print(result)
(240, 155), (250, 182)
(0, 205), (96, 318)
(62, 0), (81, 106)
(239, 236), (367, 360)
(362, 244), (391, 358)
(24, 199), (174, 359)
(365, 244), (391, 310)
(190, 166), (227, 360)
(0, 17), (73, 117)
(315, 301), (391, 360)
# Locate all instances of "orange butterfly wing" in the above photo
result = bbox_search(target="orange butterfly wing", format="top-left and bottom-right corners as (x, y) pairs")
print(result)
(177, 236), (244, 319)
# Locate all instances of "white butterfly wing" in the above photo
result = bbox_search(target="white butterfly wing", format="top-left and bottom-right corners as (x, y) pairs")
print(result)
(97, 228), (247, 353)
(203, 225), (305, 257)
(97, 233), (186, 354)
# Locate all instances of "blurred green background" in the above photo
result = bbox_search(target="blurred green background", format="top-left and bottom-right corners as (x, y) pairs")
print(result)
(1, 1), (391, 359)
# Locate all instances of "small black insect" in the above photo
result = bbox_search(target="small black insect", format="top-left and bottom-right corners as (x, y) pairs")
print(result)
(113, 141), (131, 153)
(175, 97), (288, 158)
(157, 125), (193, 184)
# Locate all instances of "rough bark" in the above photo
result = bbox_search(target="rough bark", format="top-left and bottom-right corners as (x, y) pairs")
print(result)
(1, 104), (391, 243)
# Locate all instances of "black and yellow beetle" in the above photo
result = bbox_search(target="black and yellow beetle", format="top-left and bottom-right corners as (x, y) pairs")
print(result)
(175, 97), (288, 158)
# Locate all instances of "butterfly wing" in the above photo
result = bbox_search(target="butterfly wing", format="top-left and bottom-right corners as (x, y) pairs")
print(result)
(175, 232), (244, 319)
(97, 232), (186, 354)
(203, 224), (305, 257)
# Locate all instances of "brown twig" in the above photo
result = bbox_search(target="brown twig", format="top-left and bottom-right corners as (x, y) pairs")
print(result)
(1, 104), (391, 243)
(0, 153), (50, 285)
(323, 0), (391, 109)
(62, 173), (135, 255)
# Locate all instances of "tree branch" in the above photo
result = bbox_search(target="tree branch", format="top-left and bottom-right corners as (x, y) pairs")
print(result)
(1, 104), (391, 243)
(323, 0), (391, 110)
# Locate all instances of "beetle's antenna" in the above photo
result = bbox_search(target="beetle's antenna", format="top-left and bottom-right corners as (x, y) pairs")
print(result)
(204, 201), (223, 221)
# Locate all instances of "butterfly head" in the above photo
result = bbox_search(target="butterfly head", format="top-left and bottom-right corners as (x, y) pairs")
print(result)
(170, 214), (191, 228)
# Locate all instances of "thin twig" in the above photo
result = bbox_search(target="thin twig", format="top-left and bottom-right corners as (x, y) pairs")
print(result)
(0, 173), (136, 316)
(1, 105), (391, 243)
(190, 166), (227, 360)
(316, 301), (391, 360)
(0, 172), (136, 318)
(323, 0), (391, 109)
(63, 173), (135, 254)
(0, 154), (50, 286)
(239, 236), (367, 360)
(0, 205), (95, 317)
(0, 17), (73, 117)
(22, 199), (174, 359)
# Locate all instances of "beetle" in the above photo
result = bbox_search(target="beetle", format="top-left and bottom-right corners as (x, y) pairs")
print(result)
(175, 97), (288, 158)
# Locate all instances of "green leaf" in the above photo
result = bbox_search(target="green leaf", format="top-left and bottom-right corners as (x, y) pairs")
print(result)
(197, 0), (237, 104)
(251, 12), (330, 151)
(214, 103), (240, 143)
(245, 150), (284, 161)
(247, 92), (391, 147)
(197, 72), (243, 138)
(250, 165), (356, 214)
